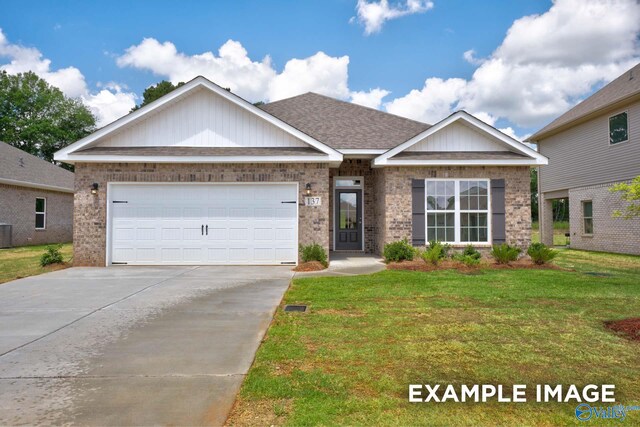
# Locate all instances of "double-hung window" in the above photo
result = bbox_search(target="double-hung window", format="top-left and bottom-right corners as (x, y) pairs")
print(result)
(35, 198), (46, 230)
(582, 200), (593, 235)
(425, 179), (490, 244)
(609, 112), (628, 145)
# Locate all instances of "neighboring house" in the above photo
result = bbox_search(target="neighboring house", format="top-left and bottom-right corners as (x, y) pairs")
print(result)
(54, 76), (547, 267)
(0, 142), (74, 247)
(528, 63), (640, 255)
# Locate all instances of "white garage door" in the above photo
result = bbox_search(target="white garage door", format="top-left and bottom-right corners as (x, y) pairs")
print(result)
(108, 183), (298, 265)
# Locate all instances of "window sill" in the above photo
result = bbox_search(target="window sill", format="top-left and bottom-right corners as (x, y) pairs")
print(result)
(582, 234), (593, 238)
(35, 229), (47, 231)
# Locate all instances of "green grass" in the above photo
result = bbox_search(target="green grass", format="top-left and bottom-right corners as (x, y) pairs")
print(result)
(229, 250), (640, 426)
(0, 243), (73, 284)
(532, 221), (570, 246)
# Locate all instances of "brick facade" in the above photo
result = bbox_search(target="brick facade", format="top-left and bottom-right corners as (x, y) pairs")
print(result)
(568, 181), (640, 255)
(0, 183), (73, 246)
(376, 166), (532, 251)
(72, 162), (533, 265)
(73, 162), (329, 266)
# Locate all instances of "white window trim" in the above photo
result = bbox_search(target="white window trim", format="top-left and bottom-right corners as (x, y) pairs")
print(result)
(35, 197), (46, 230)
(332, 176), (364, 251)
(582, 200), (594, 236)
(608, 110), (629, 146)
(425, 178), (492, 245)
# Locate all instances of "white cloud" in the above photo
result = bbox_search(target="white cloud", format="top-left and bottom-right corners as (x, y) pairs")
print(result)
(117, 37), (358, 103)
(268, 52), (350, 101)
(352, 0), (434, 35)
(350, 88), (391, 109)
(385, 77), (466, 124)
(0, 29), (136, 126)
(386, 0), (640, 128)
(462, 49), (483, 66)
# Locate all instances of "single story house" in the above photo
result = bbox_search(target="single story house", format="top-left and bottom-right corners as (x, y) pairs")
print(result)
(0, 141), (74, 247)
(54, 76), (547, 266)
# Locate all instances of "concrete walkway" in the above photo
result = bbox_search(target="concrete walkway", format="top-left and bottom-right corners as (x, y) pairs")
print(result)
(294, 252), (386, 278)
(0, 266), (292, 426)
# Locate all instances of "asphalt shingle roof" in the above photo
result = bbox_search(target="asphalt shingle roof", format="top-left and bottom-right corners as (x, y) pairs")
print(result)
(529, 62), (640, 140)
(0, 142), (74, 190)
(259, 92), (431, 150)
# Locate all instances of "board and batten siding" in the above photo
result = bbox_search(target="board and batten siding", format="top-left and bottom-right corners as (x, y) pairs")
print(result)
(98, 88), (308, 148)
(407, 121), (509, 152)
(538, 99), (640, 193)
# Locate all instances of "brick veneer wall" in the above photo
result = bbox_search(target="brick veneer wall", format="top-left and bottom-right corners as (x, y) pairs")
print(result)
(0, 183), (73, 246)
(568, 181), (640, 255)
(73, 162), (330, 266)
(379, 166), (532, 251)
(329, 159), (381, 253)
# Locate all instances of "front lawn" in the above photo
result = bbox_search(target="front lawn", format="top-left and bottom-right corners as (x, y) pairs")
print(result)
(228, 250), (640, 426)
(0, 243), (73, 284)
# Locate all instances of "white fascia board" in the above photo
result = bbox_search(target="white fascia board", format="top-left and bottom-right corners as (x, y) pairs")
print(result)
(372, 111), (548, 166)
(372, 157), (546, 168)
(0, 177), (74, 193)
(54, 76), (342, 162)
(339, 149), (386, 154)
(60, 154), (342, 167)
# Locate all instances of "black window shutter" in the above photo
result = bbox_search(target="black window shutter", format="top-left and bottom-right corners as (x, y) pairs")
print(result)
(412, 179), (425, 246)
(491, 179), (506, 244)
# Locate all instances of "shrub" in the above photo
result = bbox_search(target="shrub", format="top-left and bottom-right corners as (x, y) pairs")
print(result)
(40, 245), (64, 267)
(461, 244), (482, 260)
(383, 239), (415, 262)
(423, 241), (445, 265)
(490, 243), (521, 264)
(527, 242), (558, 265)
(455, 254), (482, 267)
(428, 240), (452, 259)
(299, 243), (328, 267)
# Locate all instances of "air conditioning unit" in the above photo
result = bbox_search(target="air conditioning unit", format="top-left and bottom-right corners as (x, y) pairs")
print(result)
(0, 224), (12, 248)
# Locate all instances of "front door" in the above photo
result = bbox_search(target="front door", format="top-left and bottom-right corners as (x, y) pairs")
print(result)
(335, 189), (362, 250)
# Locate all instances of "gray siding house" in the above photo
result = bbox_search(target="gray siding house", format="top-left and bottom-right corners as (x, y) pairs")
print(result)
(0, 142), (74, 247)
(529, 63), (640, 255)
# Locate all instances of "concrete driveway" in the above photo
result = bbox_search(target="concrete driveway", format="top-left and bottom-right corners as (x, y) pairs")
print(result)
(0, 265), (293, 426)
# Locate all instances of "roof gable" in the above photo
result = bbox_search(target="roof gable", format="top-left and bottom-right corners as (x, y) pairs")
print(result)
(54, 76), (342, 164)
(0, 142), (74, 192)
(373, 111), (548, 166)
(529, 62), (640, 141)
(259, 92), (430, 150)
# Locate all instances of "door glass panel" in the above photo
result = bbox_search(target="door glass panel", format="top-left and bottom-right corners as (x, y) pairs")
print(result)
(339, 192), (357, 229)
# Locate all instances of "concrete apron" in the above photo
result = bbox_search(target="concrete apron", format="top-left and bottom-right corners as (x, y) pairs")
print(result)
(0, 265), (293, 426)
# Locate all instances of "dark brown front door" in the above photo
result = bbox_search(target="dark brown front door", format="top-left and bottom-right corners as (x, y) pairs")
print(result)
(335, 189), (362, 250)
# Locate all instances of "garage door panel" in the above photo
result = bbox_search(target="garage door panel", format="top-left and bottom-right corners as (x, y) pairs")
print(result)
(109, 183), (298, 265)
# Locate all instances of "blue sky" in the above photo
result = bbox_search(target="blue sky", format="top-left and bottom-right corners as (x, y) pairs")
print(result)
(1, 0), (639, 137)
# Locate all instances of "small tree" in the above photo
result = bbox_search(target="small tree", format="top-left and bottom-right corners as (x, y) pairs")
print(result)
(131, 80), (185, 111)
(610, 176), (640, 218)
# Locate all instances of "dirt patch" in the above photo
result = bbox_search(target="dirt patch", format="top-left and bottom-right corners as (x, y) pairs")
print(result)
(605, 318), (640, 342)
(225, 398), (292, 426)
(293, 261), (327, 272)
(387, 258), (562, 272)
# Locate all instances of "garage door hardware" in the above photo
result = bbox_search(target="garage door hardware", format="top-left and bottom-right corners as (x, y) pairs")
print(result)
(112, 262), (128, 265)
(201, 225), (209, 235)
(112, 200), (128, 204)
(284, 305), (307, 312)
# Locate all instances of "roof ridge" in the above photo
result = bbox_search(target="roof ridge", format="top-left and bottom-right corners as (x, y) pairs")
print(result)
(263, 91), (432, 127)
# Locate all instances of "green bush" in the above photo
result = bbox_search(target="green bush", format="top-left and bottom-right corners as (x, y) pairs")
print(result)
(461, 244), (482, 260)
(299, 243), (328, 266)
(490, 243), (521, 264)
(423, 241), (446, 265)
(527, 242), (558, 265)
(383, 239), (415, 262)
(40, 245), (64, 267)
(428, 240), (452, 259)
(453, 245), (482, 266)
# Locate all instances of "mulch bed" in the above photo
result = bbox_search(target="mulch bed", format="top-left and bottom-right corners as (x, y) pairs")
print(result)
(293, 261), (327, 272)
(604, 318), (640, 342)
(387, 258), (562, 273)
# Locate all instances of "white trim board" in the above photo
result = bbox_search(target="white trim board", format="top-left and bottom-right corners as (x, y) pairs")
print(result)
(372, 111), (548, 167)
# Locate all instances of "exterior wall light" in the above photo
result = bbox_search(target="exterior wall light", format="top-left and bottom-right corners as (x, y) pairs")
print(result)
(305, 183), (312, 196)
(91, 183), (99, 195)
